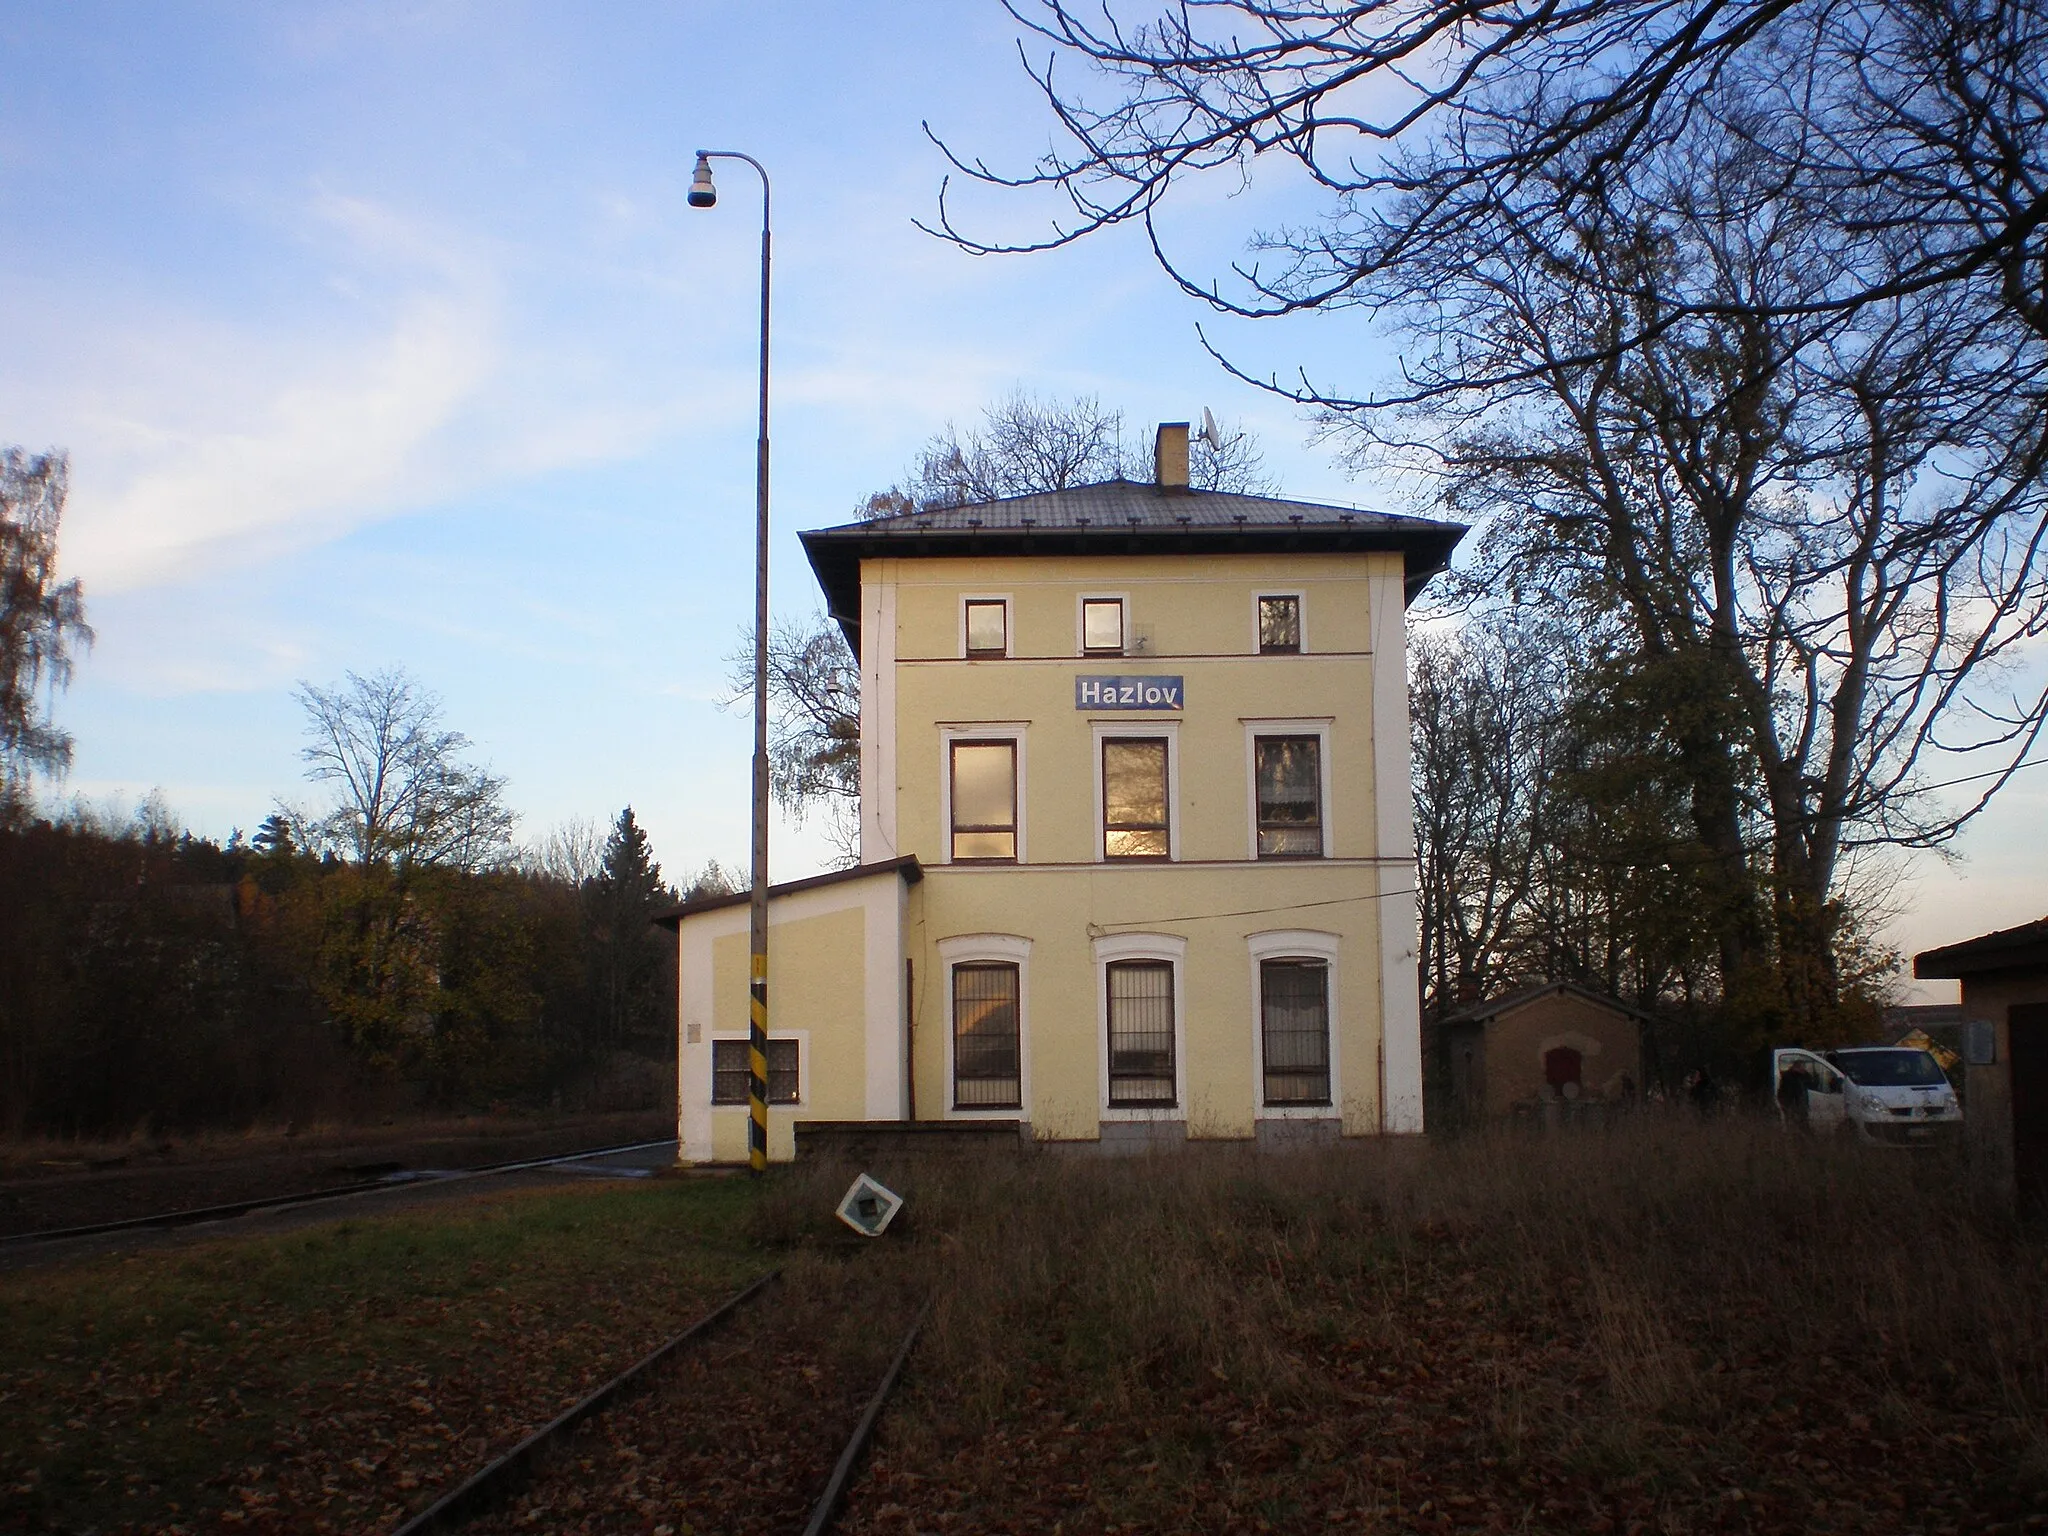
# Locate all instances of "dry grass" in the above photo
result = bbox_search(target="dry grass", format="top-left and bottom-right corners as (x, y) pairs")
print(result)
(10, 1116), (2043, 1533)
(758, 1115), (2048, 1533)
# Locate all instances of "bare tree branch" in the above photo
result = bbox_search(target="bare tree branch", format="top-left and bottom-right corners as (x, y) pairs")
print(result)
(295, 668), (517, 874)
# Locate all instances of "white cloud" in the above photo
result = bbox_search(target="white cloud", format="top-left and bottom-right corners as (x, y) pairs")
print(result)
(69, 292), (493, 591)
(0, 190), (500, 594)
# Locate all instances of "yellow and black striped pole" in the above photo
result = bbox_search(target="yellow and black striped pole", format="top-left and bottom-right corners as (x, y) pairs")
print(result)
(748, 952), (769, 1171)
(690, 148), (774, 1176)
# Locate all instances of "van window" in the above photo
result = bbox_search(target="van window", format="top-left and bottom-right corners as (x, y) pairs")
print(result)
(1829, 1049), (1946, 1086)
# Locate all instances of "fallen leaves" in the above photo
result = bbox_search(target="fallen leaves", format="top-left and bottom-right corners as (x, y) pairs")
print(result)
(1, 1181), (753, 1533)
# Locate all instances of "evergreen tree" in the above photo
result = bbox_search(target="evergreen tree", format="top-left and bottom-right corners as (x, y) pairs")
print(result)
(585, 807), (674, 1051)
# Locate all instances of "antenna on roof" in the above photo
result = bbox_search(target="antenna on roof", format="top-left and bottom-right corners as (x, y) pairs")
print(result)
(1199, 407), (1223, 451)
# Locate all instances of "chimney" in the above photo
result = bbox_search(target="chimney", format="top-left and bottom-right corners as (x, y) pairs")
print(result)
(1153, 421), (1190, 492)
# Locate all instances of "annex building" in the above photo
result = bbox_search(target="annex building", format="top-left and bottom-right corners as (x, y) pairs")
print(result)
(663, 425), (1464, 1160)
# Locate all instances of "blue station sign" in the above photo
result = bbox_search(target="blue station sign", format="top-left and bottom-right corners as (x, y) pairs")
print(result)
(1075, 675), (1185, 711)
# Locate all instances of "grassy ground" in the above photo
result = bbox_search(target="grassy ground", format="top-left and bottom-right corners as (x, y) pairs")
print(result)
(806, 1117), (2048, 1535)
(1, 1178), (759, 1534)
(5, 1116), (2045, 1534)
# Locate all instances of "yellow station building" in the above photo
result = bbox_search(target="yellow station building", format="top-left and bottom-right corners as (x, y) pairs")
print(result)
(663, 425), (1463, 1160)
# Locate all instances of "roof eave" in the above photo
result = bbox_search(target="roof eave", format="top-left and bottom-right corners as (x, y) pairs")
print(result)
(800, 521), (1466, 662)
(1913, 919), (2048, 978)
(651, 855), (922, 930)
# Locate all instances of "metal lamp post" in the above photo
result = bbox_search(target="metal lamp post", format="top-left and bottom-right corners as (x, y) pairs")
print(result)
(689, 149), (773, 1175)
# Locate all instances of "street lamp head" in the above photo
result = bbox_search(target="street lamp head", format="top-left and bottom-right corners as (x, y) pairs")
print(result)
(687, 153), (717, 208)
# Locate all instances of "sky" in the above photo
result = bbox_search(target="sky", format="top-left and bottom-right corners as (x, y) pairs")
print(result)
(2, 1), (2040, 1001)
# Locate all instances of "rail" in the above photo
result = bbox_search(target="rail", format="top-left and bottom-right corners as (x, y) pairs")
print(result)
(0, 1137), (678, 1248)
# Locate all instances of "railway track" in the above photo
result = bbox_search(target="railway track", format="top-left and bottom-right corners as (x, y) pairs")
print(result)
(390, 1269), (931, 1536)
(0, 1136), (679, 1249)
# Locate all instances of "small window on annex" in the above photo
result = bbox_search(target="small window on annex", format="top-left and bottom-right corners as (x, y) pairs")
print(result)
(1103, 738), (1169, 858)
(1107, 959), (1176, 1106)
(952, 962), (1021, 1109)
(950, 740), (1018, 861)
(712, 1038), (800, 1105)
(1082, 598), (1125, 655)
(1258, 595), (1301, 653)
(1261, 960), (1331, 1106)
(1255, 736), (1322, 856)
(965, 599), (1008, 658)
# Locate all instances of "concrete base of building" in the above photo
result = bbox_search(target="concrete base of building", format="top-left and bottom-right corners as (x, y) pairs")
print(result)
(1093, 1119), (1191, 1156)
(1254, 1116), (1343, 1151)
(793, 1119), (1028, 1161)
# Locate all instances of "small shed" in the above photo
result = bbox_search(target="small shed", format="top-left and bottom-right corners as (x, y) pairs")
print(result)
(1439, 981), (1646, 1119)
(1914, 917), (2048, 1210)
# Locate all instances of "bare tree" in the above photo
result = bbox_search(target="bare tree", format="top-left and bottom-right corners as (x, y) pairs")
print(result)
(1413, 611), (1727, 1019)
(1, 449), (92, 801)
(294, 668), (516, 873)
(932, 0), (2048, 365)
(1411, 621), (1557, 1019)
(1391, 110), (2048, 1033)
(724, 614), (862, 865)
(858, 388), (1274, 517)
(683, 858), (741, 900)
(521, 816), (606, 886)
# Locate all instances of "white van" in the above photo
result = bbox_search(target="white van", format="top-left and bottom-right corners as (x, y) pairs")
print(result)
(1772, 1046), (1962, 1144)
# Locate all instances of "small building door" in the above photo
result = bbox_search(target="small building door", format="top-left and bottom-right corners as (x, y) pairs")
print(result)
(1544, 1046), (1582, 1098)
(2012, 1004), (2047, 1208)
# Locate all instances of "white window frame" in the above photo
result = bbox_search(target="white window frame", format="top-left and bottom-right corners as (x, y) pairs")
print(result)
(1094, 931), (1187, 1121)
(1242, 718), (1334, 860)
(939, 723), (1029, 865)
(1077, 592), (1130, 656)
(1092, 721), (1180, 863)
(959, 593), (1013, 659)
(937, 933), (1033, 1119)
(709, 1029), (812, 1110)
(1246, 930), (1341, 1119)
(1252, 589), (1308, 655)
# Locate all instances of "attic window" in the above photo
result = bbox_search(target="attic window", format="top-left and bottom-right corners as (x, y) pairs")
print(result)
(1082, 598), (1125, 655)
(1258, 595), (1301, 654)
(965, 599), (1007, 658)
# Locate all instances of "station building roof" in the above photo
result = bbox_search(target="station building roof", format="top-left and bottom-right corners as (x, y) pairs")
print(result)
(799, 478), (1465, 657)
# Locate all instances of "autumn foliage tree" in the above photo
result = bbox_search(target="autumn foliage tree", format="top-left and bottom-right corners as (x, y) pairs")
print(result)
(1, 448), (91, 811)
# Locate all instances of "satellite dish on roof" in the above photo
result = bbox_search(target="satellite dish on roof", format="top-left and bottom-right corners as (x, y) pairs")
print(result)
(1199, 407), (1222, 450)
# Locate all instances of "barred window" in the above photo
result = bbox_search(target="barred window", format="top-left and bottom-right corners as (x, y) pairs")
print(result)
(952, 962), (1021, 1109)
(1255, 736), (1322, 857)
(1103, 738), (1169, 859)
(1107, 960), (1176, 1106)
(1261, 960), (1331, 1106)
(712, 1038), (800, 1105)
